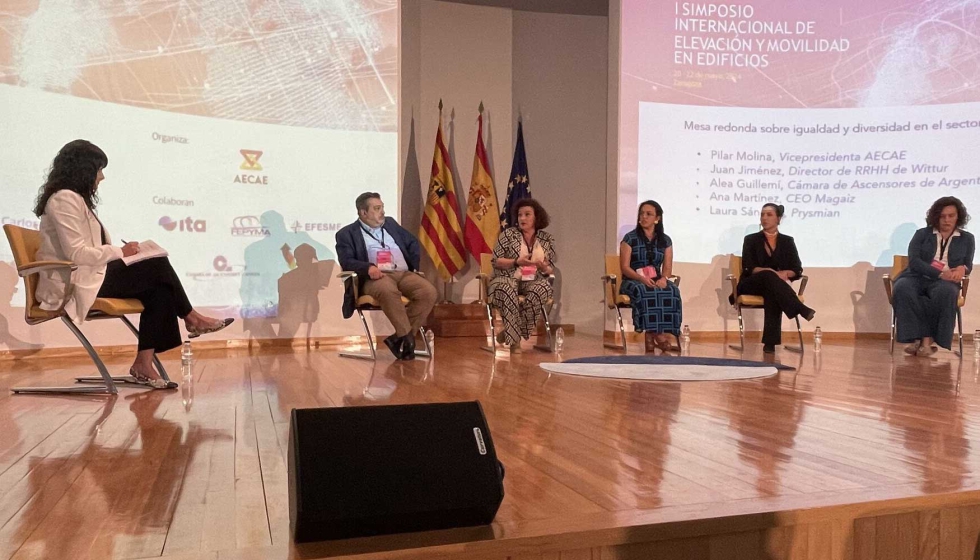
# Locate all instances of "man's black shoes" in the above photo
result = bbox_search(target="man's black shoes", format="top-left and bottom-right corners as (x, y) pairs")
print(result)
(384, 333), (416, 360)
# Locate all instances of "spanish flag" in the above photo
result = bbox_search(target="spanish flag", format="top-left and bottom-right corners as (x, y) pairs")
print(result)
(419, 108), (467, 280)
(463, 108), (500, 260)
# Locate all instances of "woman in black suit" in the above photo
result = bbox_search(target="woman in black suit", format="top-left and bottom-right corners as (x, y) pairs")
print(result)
(893, 196), (974, 356)
(737, 203), (815, 353)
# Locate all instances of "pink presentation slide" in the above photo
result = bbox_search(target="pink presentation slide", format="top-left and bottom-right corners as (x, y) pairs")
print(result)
(620, 1), (980, 265)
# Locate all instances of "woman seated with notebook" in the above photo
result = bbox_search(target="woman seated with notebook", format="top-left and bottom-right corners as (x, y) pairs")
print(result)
(32, 140), (233, 389)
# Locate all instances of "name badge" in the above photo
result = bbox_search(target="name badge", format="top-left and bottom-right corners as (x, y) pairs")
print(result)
(377, 250), (395, 271)
(639, 265), (658, 279)
(520, 265), (537, 281)
(931, 259), (947, 272)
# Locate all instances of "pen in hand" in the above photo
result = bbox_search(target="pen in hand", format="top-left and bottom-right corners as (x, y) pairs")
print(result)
(120, 239), (139, 256)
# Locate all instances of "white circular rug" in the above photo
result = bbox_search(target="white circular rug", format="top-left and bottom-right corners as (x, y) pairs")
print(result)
(539, 356), (789, 382)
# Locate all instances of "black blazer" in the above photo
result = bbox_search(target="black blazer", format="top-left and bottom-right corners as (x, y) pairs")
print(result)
(739, 231), (803, 284)
(335, 217), (421, 318)
(898, 227), (975, 280)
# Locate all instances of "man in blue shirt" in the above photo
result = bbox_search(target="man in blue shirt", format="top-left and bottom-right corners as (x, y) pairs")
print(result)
(336, 192), (437, 359)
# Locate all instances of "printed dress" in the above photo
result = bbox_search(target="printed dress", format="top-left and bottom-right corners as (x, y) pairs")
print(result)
(620, 230), (682, 335)
(488, 228), (556, 345)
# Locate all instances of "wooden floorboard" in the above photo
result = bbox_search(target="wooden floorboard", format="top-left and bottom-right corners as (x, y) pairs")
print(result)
(1, 336), (980, 558)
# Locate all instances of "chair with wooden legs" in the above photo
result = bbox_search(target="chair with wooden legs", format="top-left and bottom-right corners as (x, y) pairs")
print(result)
(882, 255), (969, 357)
(726, 254), (809, 354)
(336, 271), (432, 360)
(476, 253), (555, 352)
(3, 224), (172, 395)
(600, 254), (681, 351)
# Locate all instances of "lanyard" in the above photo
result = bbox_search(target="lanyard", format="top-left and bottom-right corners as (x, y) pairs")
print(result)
(522, 233), (536, 256)
(361, 224), (387, 249)
(939, 235), (952, 261)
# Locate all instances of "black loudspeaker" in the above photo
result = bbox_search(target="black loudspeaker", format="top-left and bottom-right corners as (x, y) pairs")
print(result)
(288, 401), (505, 542)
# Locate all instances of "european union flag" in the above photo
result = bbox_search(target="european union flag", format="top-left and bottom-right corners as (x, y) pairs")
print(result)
(499, 121), (531, 228)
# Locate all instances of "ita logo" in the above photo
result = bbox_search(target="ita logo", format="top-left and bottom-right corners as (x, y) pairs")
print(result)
(159, 216), (207, 232)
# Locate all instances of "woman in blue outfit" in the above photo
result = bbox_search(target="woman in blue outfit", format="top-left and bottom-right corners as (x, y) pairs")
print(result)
(894, 196), (974, 356)
(619, 200), (682, 353)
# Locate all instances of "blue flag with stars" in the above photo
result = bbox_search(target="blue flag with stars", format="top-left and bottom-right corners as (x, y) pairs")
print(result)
(500, 120), (531, 228)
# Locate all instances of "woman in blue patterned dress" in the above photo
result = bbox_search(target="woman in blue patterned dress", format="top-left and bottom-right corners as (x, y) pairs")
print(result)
(619, 200), (682, 353)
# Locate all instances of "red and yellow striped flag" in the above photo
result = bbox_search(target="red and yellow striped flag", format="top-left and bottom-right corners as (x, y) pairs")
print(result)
(419, 111), (467, 280)
(463, 110), (500, 260)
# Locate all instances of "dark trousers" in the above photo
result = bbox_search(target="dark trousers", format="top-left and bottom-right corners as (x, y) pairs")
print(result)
(893, 275), (959, 350)
(738, 271), (811, 345)
(97, 257), (193, 353)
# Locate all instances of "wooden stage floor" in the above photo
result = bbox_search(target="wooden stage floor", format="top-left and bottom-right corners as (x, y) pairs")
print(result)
(2, 336), (980, 560)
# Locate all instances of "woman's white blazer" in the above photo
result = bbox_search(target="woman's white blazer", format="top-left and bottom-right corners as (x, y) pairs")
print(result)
(35, 190), (123, 321)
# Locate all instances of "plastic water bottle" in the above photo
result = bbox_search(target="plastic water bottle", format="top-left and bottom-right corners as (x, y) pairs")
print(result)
(181, 341), (193, 378)
(973, 329), (980, 359)
(813, 326), (822, 353)
(425, 329), (435, 356)
(181, 373), (194, 411)
(554, 327), (564, 353)
(681, 325), (691, 355)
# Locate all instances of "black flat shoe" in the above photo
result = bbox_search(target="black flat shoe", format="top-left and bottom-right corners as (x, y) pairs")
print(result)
(400, 334), (416, 360)
(763, 344), (776, 354)
(383, 335), (404, 359)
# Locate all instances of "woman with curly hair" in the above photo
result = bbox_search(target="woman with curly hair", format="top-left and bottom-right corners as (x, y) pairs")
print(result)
(33, 140), (232, 389)
(488, 198), (555, 352)
(893, 196), (974, 356)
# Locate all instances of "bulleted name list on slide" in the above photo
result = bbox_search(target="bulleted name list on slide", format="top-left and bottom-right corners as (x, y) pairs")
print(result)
(638, 102), (979, 263)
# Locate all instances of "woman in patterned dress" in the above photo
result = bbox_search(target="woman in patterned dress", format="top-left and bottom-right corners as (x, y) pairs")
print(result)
(619, 200), (682, 353)
(488, 199), (556, 352)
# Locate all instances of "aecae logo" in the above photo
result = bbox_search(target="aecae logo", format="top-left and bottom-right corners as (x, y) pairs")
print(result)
(235, 149), (269, 185)
(159, 216), (207, 232)
(239, 149), (263, 171)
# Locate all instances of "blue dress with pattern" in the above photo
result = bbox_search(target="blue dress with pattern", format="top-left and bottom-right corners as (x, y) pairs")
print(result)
(620, 230), (682, 335)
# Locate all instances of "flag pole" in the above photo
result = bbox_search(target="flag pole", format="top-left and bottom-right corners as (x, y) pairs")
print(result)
(441, 97), (455, 304)
(472, 100), (487, 306)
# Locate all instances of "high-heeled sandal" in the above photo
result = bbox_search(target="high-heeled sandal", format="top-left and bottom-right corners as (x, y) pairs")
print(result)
(655, 335), (674, 353)
(129, 367), (178, 390)
(644, 332), (658, 353)
(187, 318), (235, 339)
